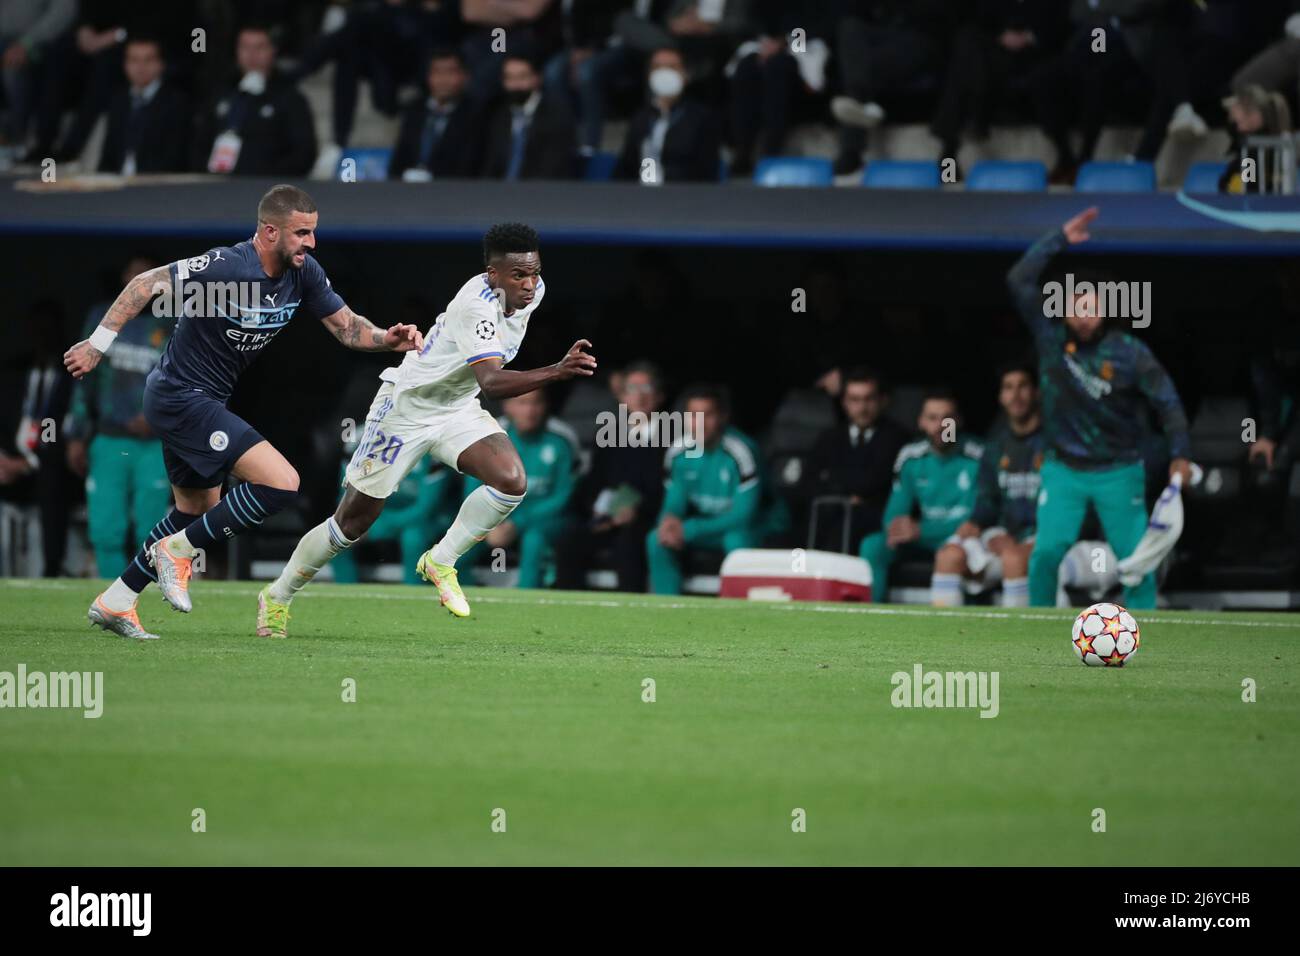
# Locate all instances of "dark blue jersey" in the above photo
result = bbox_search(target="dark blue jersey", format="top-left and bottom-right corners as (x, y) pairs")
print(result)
(155, 240), (344, 401)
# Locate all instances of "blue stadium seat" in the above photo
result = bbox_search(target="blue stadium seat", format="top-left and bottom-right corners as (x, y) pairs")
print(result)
(966, 160), (1048, 193)
(1075, 160), (1156, 193)
(754, 157), (833, 187)
(583, 151), (618, 181)
(862, 160), (941, 190)
(1183, 161), (1225, 194)
(338, 148), (392, 182)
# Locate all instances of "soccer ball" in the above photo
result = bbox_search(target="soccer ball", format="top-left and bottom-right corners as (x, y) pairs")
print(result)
(1072, 602), (1140, 667)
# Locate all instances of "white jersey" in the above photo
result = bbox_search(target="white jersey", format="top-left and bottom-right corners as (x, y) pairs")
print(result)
(378, 272), (545, 421)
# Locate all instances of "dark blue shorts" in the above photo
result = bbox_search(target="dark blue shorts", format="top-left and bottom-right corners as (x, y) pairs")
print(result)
(143, 369), (264, 489)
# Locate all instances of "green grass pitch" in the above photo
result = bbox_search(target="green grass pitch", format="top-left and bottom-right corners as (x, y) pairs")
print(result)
(1, 578), (1298, 866)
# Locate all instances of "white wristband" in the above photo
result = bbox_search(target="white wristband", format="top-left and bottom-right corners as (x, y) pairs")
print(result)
(88, 326), (118, 353)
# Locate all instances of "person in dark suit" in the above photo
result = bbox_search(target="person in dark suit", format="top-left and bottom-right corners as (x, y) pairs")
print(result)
(480, 54), (577, 180)
(614, 46), (721, 184)
(97, 35), (190, 174)
(554, 361), (669, 593)
(388, 48), (483, 180)
(807, 367), (909, 552)
(192, 24), (317, 177)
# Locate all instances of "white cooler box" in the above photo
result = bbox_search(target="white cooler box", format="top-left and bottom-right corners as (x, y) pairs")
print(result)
(718, 549), (873, 602)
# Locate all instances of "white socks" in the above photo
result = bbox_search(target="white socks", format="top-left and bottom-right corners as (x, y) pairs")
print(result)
(101, 577), (139, 612)
(931, 572), (963, 607)
(1002, 577), (1029, 607)
(932, 574), (1029, 607)
(430, 484), (524, 567)
(269, 516), (355, 603)
(165, 529), (197, 558)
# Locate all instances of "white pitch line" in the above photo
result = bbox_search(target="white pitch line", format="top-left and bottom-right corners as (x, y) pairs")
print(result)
(5, 578), (1300, 630)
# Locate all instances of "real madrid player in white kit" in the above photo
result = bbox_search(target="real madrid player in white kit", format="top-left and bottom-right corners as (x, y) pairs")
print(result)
(258, 223), (596, 634)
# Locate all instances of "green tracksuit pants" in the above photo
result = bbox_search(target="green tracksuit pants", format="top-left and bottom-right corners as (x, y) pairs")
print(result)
(858, 526), (953, 603)
(1028, 458), (1154, 609)
(646, 526), (761, 595)
(85, 435), (171, 577)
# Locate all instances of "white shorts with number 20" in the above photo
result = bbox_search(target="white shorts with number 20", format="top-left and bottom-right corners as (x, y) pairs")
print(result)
(343, 381), (503, 499)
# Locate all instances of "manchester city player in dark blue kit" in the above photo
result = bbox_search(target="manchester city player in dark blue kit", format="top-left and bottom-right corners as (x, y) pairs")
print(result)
(63, 185), (423, 639)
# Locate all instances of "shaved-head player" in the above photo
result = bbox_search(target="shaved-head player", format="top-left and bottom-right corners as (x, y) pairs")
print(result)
(64, 184), (424, 639)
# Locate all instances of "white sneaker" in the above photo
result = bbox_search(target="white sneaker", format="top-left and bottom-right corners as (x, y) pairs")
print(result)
(310, 142), (343, 180)
(1167, 102), (1208, 138)
(831, 96), (886, 129)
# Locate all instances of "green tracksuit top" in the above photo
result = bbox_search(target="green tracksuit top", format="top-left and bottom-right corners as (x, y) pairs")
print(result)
(883, 438), (985, 539)
(660, 427), (763, 545)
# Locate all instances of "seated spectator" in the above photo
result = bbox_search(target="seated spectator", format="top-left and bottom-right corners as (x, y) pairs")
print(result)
(460, 0), (561, 100)
(830, 0), (955, 176)
(1219, 84), (1293, 193)
(481, 54), (578, 180)
(647, 384), (766, 595)
(1231, 4), (1300, 115)
(193, 24), (317, 176)
(806, 367), (909, 551)
(542, 0), (626, 155)
(1028, 0), (1177, 181)
(727, 1), (831, 177)
(97, 36), (190, 175)
(49, 1), (197, 163)
(661, 1), (757, 102)
(614, 46), (721, 184)
(389, 49), (484, 181)
(465, 389), (578, 588)
(333, 459), (457, 586)
(63, 256), (173, 577)
(858, 389), (983, 603)
(929, 0), (1065, 162)
(931, 363), (1043, 608)
(1155, 0), (1262, 144)
(291, 0), (462, 150)
(9, 298), (76, 577)
(0, 0), (76, 157)
(1248, 271), (1300, 477)
(555, 361), (668, 592)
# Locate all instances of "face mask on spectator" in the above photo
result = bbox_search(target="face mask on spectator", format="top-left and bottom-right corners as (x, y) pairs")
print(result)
(506, 88), (533, 106)
(648, 68), (684, 100)
(239, 71), (267, 96)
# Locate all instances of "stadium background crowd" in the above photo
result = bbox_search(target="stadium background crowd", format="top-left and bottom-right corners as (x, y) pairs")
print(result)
(2, 1), (1299, 185)
(2, 0), (1300, 605)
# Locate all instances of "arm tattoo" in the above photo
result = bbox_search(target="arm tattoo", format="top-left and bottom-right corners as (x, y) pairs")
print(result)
(329, 307), (388, 351)
(101, 265), (171, 333)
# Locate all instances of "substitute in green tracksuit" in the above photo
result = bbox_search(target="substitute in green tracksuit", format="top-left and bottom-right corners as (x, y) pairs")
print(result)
(648, 385), (768, 595)
(1007, 207), (1192, 609)
(465, 390), (578, 588)
(858, 390), (983, 602)
(63, 257), (174, 577)
(333, 459), (455, 584)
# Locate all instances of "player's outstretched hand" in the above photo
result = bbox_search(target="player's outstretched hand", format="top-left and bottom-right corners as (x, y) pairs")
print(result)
(63, 340), (104, 379)
(1062, 206), (1099, 244)
(383, 323), (424, 352)
(556, 339), (597, 379)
